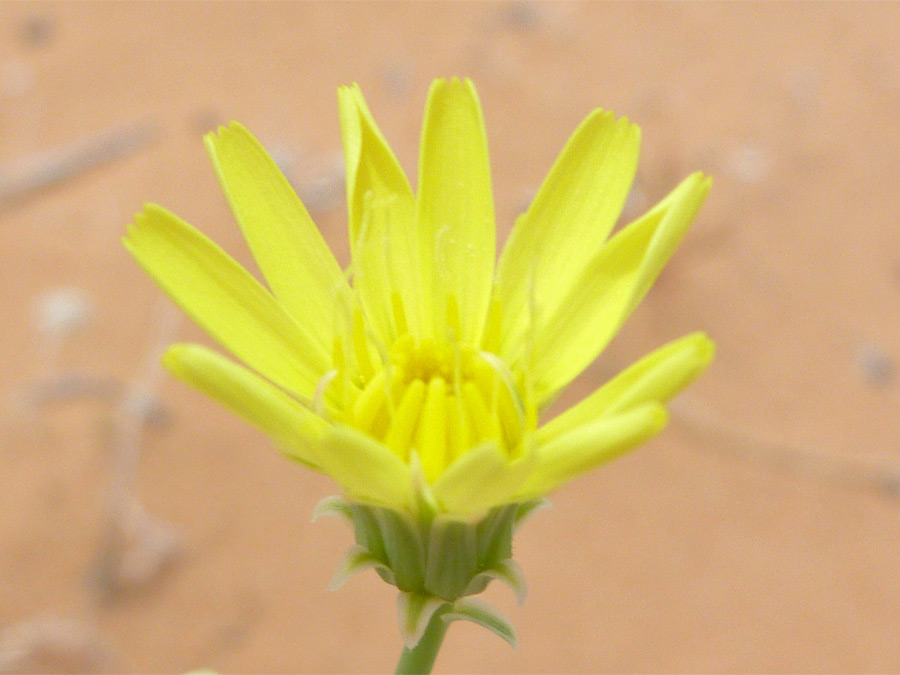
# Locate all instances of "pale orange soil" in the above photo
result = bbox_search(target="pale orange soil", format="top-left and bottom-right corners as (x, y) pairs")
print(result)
(1, 3), (900, 673)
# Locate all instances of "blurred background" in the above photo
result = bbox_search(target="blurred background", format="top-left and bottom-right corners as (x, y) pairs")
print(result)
(1, 2), (899, 672)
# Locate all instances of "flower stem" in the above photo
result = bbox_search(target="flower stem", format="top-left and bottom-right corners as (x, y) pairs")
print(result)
(394, 608), (449, 675)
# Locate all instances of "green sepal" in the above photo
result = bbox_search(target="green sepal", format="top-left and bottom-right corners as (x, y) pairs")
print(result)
(318, 496), (544, 608)
(329, 544), (395, 590)
(312, 495), (353, 524)
(443, 597), (517, 649)
(350, 503), (388, 563)
(424, 517), (478, 600)
(476, 503), (516, 566)
(376, 508), (426, 592)
(514, 498), (549, 530)
(397, 592), (449, 648)
(463, 558), (527, 605)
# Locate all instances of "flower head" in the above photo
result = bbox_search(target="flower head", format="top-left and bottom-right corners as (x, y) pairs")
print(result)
(124, 78), (713, 520)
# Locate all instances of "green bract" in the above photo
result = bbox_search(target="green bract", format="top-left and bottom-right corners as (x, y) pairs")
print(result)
(315, 494), (542, 648)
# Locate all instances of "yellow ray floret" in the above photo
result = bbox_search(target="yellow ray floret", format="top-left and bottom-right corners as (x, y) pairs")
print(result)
(124, 77), (714, 519)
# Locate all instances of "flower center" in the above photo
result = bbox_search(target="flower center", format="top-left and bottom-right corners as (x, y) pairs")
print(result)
(332, 328), (527, 484)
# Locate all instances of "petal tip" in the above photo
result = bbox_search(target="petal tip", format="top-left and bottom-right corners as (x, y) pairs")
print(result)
(124, 204), (160, 242)
(160, 343), (200, 376)
(160, 346), (180, 372)
(337, 83), (361, 105)
(140, 202), (164, 217)
(649, 402), (669, 431)
(690, 170), (713, 191)
(205, 121), (250, 150)
(202, 129), (219, 149)
(429, 76), (472, 96)
(695, 333), (716, 365)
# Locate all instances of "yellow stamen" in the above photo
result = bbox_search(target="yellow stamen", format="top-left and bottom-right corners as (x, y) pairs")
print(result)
(332, 336), (346, 401)
(353, 307), (375, 383)
(462, 380), (499, 444)
(496, 383), (524, 455)
(446, 295), (461, 342)
(353, 371), (387, 434)
(446, 394), (467, 464)
(482, 296), (502, 354)
(471, 357), (500, 411)
(469, 355), (524, 455)
(333, 308), (533, 482)
(391, 292), (408, 337)
(313, 369), (338, 417)
(417, 377), (447, 482)
(384, 379), (426, 460)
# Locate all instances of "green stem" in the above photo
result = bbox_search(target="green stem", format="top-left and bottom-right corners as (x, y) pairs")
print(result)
(394, 608), (449, 675)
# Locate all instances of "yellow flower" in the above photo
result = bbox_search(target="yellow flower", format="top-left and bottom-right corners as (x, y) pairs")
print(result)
(124, 78), (713, 520)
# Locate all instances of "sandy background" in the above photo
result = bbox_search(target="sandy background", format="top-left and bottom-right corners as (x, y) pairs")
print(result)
(2, 2), (900, 673)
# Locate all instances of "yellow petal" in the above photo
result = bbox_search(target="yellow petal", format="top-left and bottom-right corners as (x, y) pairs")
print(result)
(622, 173), (713, 318)
(318, 427), (413, 509)
(495, 110), (640, 360)
(204, 122), (348, 354)
(529, 172), (711, 402)
(517, 403), (667, 500)
(432, 442), (533, 519)
(124, 204), (328, 399)
(338, 84), (419, 343)
(538, 332), (714, 443)
(416, 78), (495, 346)
(163, 343), (328, 469)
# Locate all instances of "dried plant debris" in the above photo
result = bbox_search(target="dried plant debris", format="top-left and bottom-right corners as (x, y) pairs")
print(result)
(19, 14), (57, 48)
(295, 150), (345, 215)
(784, 66), (822, 116)
(855, 341), (895, 388)
(260, 139), (344, 216)
(89, 302), (183, 600)
(383, 59), (415, 98)
(621, 178), (649, 223)
(33, 287), (93, 338)
(18, 292), (182, 608)
(0, 616), (111, 674)
(499, 1), (541, 31)
(91, 498), (182, 602)
(0, 119), (159, 211)
(0, 58), (34, 98)
(726, 146), (771, 185)
(672, 395), (900, 498)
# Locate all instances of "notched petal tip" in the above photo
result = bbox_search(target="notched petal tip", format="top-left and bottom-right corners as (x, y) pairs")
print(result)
(123, 203), (172, 247)
(686, 169), (713, 195)
(203, 120), (251, 155)
(583, 107), (640, 141)
(427, 76), (473, 97)
(130, 202), (155, 223)
(630, 118), (642, 143)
